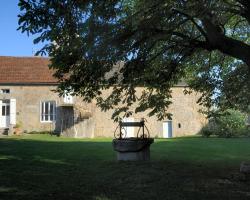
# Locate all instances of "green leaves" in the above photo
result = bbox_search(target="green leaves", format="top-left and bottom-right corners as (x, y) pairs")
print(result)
(201, 109), (248, 138)
(18, 0), (250, 119)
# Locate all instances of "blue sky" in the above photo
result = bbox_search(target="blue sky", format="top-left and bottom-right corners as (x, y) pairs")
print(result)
(0, 0), (44, 57)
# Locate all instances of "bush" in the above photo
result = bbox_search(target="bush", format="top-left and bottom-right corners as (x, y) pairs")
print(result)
(28, 131), (52, 135)
(238, 126), (250, 137)
(200, 109), (248, 138)
(215, 109), (247, 137)
(199, 126), (213, 137)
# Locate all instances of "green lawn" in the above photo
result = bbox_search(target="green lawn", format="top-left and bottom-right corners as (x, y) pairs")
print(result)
(1, 134), (250, 200)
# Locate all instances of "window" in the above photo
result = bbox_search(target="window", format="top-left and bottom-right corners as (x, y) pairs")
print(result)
(1, 89), (10, 94)
(2, 105), (10, 116)
(2, 100), (10, 116)
(40, 101), (56, 122)
(178, 123), (181, 128)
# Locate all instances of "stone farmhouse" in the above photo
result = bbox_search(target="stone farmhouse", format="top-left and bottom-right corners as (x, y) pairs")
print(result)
(0, 56), (207, 138)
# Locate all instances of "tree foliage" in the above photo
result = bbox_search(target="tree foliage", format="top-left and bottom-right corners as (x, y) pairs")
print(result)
(200, 109), (248, 138)
(18, 0), (250, 120)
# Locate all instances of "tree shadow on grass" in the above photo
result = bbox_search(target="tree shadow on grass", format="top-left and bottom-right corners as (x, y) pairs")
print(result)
(0, 137), (250, 200)
(153, 137), (250, 166)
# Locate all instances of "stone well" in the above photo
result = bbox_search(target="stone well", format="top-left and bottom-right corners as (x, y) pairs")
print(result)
(112, 138), (154, 161)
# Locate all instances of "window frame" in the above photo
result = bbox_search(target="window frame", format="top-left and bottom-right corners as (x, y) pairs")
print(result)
(1, 102), (10, 117)
(1, 89), (10, 94)
(40, 101), (56, 123)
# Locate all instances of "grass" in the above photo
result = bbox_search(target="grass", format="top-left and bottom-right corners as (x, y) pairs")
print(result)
(0, 134), (250, 200)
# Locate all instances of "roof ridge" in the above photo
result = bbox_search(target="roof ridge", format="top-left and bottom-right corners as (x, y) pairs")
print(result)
(0, 56), (49, 59)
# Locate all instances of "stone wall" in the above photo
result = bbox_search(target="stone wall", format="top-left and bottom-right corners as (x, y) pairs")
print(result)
(0, 85), (207, 137)
(0, 85), (62, 133)
(90, 87), (207, 138)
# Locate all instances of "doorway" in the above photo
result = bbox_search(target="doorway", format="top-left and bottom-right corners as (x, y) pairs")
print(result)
(163, 121), (173, 138)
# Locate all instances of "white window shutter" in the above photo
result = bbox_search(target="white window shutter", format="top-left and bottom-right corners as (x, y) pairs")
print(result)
(10, 99), (16, 125)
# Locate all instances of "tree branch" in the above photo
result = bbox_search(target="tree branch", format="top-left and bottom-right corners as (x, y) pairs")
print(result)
(202, 17), (250, 66)
(172, 8), (208, 40)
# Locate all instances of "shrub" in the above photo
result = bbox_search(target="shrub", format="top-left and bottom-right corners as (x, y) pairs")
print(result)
(214, 109), (247, 137)
(199, 126), (213, 137)
(201, 109), (248, 138)
(28, 131), (52, 135)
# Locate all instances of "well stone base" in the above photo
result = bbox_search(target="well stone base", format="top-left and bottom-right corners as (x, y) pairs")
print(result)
(112, 138), (154, 161)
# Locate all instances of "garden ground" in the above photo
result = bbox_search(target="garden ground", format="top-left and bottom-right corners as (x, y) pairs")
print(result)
(0, 134), (250, 200)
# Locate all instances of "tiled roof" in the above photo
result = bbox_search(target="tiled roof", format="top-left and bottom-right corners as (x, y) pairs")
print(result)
(0, 56), (58, 84)
(0, 56), (187, 86)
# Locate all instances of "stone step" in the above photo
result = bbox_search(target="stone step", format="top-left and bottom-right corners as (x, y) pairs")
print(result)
(0, 128), (9, 135)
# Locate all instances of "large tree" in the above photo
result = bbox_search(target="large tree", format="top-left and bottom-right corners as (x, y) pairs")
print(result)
(18, 0), (250, 120)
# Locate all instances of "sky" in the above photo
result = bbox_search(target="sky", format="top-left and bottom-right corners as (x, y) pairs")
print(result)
(0, 0), (45, 57)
